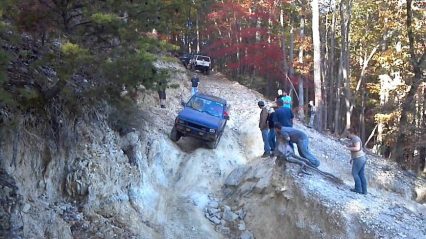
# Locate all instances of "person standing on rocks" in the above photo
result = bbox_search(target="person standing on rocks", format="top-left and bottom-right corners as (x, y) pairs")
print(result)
(157, 79), (167, 108)
(282, 90), (292, 109)
(274, 122), (320, 167)
(258, 101), (271, 158)
(268, 107), (276, 155)
(307, 100), (316, 128)
(190, 74), (200, 96)
(346, 127), (367, 194)
(276, 89), (285, 102)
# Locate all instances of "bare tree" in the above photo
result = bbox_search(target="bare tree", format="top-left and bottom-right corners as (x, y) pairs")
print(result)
(340, 0), (353, 131)
(312, 0), (322, 130)
(298, 8), (305, 121)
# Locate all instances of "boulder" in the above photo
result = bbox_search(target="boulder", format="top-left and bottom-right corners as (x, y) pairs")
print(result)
(224, 166), (252, 187)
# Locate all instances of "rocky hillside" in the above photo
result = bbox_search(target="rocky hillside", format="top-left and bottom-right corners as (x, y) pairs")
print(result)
(0, 61), (425, 239)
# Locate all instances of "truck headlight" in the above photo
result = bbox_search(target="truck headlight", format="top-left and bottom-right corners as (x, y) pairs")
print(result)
(209, 129), (216, 133)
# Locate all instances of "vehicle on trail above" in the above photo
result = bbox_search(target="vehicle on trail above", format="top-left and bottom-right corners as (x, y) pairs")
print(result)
(178, 53), (193, 67)
(170, 93), (229, 149)
(188, 54), (211, 75)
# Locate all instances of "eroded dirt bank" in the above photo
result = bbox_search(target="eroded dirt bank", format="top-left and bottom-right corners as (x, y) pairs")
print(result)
(1, 62), (425, 239)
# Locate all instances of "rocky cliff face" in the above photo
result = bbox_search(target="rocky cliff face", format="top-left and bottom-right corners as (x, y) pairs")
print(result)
(216, 158), (425, 239)
(0, 62), (425, 239)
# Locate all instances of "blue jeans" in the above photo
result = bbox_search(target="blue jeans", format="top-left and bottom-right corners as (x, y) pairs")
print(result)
(261, 129), (271, 153)
(191, 87), (198, 96)
(296, 139), (320, 167)
(268, 129), (276, 151)
(309, 112), (315, 127)
(352, 156), (367, 194)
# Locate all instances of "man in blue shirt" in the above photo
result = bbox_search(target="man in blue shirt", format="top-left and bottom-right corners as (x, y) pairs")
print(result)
(273, 98), (294, 127)
(282, 91), (292, 109)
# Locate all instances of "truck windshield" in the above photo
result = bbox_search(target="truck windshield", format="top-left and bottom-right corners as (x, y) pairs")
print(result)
(198, 56), (210, 62)
(188, 96), (224, 118)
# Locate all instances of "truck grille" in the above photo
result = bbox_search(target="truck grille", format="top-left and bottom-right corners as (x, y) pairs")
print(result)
(186, 122), (207, 131)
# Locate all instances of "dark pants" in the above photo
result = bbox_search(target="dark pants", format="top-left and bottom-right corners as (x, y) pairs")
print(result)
(158, 90), (166, 100)
(268, 128), (276, 151)
(352, 156), (367, 194)
(158, 90), (166, 107)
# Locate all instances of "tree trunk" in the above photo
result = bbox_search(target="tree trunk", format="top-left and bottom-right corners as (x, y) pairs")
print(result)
(312, 0), (322, 130)
(328, 7), (336, 131)
(334, 46), (342, 134)
(289, 17), (295, 76)
(280, 9), (289, 90)
(322, 14), (328, 131)
(420, 87), (426, 173)
(340, 0), (353, 131)
(196, 11), (200, 53)
(360, 84), (366, 142)
(298, 12), (305, 121)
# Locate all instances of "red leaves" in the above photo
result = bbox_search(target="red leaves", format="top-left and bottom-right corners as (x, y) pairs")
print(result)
(204, 0), (289, 80)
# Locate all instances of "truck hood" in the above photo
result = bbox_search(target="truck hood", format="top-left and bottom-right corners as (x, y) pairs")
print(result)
(178, 108), (222, 129)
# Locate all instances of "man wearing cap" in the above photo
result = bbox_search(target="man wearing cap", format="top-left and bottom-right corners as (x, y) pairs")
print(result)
(258, 101), (271, 158)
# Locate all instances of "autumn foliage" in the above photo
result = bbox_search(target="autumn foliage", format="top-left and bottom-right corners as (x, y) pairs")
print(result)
(204, 1), (293, 84)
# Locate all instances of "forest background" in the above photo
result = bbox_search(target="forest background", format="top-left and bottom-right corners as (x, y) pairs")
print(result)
(0, 0), (424, 173)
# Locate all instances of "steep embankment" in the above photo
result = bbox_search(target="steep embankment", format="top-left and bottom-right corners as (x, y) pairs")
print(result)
(1, 61), (425, 239)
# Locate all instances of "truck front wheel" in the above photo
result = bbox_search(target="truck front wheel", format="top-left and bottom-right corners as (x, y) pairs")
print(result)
(170, 126), (181, 142)
(207, 133), (221, 149)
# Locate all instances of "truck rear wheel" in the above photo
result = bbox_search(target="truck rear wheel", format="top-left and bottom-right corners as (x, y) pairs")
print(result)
(170, 126), (181, 142)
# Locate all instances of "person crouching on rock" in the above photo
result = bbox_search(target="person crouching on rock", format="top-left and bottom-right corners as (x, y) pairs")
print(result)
(273, 122), (320, 168)
(346, 127), (367, 195)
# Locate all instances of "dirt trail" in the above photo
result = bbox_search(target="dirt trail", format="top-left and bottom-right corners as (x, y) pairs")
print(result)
(156, 72), (263, 238)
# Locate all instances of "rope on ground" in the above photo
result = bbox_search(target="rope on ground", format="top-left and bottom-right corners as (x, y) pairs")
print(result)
(276, 152), (344, 185)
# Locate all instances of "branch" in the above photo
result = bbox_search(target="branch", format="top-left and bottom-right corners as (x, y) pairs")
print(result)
(364, 124), (378, 148)
(276, 152), (344, 185)
(355, 44), (379, 91)
(70, 20), (92, 29)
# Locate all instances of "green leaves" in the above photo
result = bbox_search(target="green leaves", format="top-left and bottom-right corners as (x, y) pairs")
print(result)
(91, 13), (121, 25)
(102, 37), (171, 95)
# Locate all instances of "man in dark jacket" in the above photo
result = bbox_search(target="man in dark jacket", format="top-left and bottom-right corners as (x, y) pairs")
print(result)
(258, 101), (271, 158)
(274, 123), (320, 167)
(273, 98), (294, 127)
(191, 74), (200, 96)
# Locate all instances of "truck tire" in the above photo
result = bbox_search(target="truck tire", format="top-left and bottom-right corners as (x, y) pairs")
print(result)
(170, 126), (181, 142)
(207, 133), (221, 149)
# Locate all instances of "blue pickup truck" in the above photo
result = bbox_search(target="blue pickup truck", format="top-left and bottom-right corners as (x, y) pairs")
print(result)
(170, 93), (230, 149)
